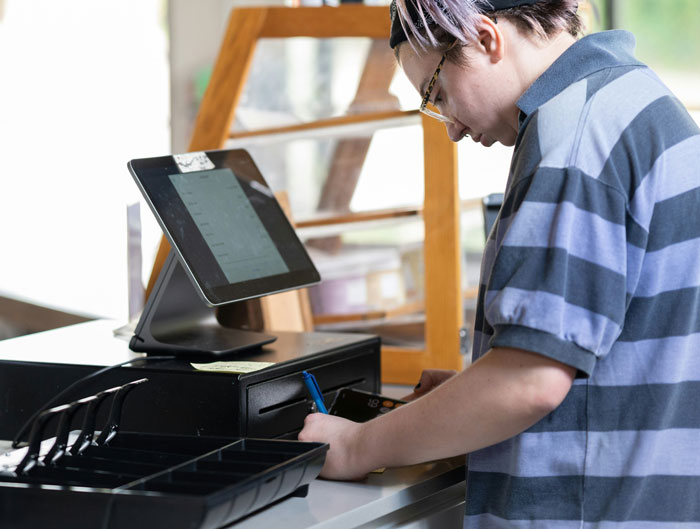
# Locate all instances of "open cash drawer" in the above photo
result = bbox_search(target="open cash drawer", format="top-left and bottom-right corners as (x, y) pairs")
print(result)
(0, 432), (328, 529)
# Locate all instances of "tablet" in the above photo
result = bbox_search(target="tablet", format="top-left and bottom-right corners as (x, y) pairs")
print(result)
(128, 149), (320, 306)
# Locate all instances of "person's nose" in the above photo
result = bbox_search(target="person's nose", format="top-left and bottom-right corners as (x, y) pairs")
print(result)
(446, 121), (464, 142)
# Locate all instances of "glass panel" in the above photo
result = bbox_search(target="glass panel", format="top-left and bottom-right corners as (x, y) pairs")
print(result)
(306, 216), (427, 348)
(225, 122), (424, 219)
(226, 123), (429, 347)
(234, 37), (413, 133)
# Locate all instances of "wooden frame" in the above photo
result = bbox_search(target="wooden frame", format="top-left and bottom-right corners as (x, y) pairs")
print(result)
(149, 5), (464, 384)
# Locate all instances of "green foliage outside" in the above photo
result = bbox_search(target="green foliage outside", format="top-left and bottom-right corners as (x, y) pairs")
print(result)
(612, 0), (700, 71)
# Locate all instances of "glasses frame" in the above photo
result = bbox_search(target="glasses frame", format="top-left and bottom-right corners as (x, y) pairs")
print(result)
(419, 54), (453, 124)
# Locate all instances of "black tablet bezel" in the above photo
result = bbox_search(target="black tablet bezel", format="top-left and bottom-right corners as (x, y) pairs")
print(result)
(128, 149), (320, 306)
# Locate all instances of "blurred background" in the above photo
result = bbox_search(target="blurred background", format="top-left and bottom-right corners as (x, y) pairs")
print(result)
(1, 0), (698, 344)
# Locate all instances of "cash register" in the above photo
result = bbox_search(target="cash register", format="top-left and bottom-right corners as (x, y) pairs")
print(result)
(0, 149), (380, 442)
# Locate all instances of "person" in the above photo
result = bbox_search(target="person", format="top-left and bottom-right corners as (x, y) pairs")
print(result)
(299, 0), (700, 526)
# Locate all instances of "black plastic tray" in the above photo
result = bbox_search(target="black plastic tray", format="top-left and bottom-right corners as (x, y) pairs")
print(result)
(0, 432), (328, 529)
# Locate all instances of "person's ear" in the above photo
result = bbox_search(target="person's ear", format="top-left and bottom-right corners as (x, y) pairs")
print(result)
(475, 14), (504, 63)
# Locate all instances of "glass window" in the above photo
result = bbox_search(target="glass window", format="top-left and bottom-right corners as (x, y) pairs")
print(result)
(0, 0), (169, 319)
(587, 0), (700, 113)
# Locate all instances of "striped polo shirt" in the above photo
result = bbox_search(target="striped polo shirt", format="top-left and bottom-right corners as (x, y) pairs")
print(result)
(467, 30), (700, 527)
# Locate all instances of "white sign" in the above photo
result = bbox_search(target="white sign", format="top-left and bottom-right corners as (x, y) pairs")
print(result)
(173, 151), (215, 173)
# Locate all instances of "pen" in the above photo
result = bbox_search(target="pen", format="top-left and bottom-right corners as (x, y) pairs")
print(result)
(302, 371), (328, 414)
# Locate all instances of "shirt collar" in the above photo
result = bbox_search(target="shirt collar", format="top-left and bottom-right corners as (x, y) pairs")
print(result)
(516, 30), (643, 121)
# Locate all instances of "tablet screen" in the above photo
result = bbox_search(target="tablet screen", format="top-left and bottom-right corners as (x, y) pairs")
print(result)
(128, 149), (319, 306)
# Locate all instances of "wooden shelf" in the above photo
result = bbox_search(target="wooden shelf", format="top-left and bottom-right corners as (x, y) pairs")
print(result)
(296, 205), (421, 229)
(312, 300), (425, 326)
(296, 197), (483, 229)
(229, 110), (419, 141)
(312, 287), (478, 327)
(148, 5), (467, 385)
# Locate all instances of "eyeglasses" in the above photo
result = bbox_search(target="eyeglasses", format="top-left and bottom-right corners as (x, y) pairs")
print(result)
(419, 54), (453, 124)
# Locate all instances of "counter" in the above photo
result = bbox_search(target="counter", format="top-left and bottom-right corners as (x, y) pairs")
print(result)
(0, 321), (466, 528)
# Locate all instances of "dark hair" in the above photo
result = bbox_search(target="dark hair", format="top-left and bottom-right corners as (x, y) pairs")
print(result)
(495, 1), (582, 39)
(393, 0), (582, 63)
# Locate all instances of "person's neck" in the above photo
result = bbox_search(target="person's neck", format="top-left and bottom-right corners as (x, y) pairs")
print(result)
(505, 28), (578, 131)
(526, 31), (577, 86)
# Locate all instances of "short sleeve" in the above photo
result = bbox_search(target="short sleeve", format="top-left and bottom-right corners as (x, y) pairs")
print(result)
(483, 166), (629, 376)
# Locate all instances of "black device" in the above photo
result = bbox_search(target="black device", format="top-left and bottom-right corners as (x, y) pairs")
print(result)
(482, 192), (504, 239)
(127, 149), (320, 356)
(1, 378), (328, 529)
(0, 147), (383, 452)
(0, 331), (381, 442)
(329, 388), (406, 423)
(2, 432), (327, 529)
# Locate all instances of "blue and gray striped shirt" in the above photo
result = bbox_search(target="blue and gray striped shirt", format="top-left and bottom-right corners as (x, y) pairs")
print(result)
(467, 30), (700, 527)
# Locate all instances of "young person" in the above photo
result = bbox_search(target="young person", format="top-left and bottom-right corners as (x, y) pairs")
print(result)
(299, 0), (700, 526)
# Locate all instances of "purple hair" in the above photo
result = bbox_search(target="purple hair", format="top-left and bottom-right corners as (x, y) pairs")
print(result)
(393, 0), (483, 51)
(393, 0), (582, 53)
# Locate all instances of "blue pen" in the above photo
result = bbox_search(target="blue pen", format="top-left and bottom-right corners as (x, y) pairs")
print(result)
(302, 371), (328, 414)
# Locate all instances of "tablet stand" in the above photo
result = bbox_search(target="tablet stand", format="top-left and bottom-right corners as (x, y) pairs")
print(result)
(130, 251), (276, 356)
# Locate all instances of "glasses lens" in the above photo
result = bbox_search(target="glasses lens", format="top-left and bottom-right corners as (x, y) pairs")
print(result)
(420, 106), (453, 123)
(419, 54), (452, 123)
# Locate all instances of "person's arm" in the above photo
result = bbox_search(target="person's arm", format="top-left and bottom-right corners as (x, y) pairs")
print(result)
(298, 347), (576, 480)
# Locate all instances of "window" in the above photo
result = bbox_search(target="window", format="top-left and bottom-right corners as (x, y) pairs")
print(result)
(0, 0), (169, 319)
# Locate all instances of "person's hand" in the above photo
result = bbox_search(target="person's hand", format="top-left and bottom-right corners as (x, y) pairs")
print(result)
(402, 369), (458, 401)
(298, 413), (372, 481)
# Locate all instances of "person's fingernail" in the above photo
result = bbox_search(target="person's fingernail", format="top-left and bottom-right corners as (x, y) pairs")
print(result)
(414, 382), (421, 390)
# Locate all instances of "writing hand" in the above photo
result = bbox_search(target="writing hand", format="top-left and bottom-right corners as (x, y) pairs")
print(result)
(298, 413), (373, 481)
